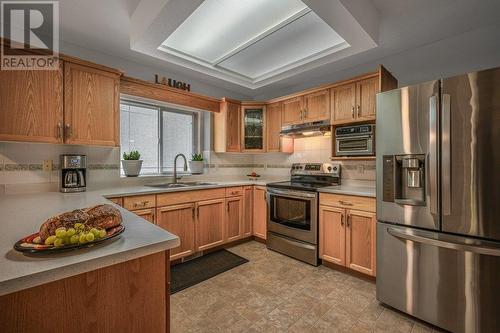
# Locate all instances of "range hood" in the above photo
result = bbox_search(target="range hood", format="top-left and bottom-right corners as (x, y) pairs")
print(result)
(280, 120), (331, 138)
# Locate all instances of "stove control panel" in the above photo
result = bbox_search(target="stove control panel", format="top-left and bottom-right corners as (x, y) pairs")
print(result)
(291, 163), (340, 176)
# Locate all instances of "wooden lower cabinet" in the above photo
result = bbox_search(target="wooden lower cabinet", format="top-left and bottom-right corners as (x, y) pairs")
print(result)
(253, 186), (267, 239)
(319, 205), (346, 266)
(346, 210), (376, 276)
(196, 198), (225, 251)
(242, 186), (253, 237)
(319, 193), (376, 277)
(157, 204), (196, 260)
(226, 196), (243, 242)
(133, 208), (155, 223)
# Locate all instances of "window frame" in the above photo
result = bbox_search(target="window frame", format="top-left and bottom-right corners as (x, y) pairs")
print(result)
(120, 97), (203, 176)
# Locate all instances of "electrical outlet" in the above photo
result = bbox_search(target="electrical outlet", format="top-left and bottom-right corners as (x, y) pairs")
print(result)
(43, 159), (53, 172)
(357, 164), (364, 174)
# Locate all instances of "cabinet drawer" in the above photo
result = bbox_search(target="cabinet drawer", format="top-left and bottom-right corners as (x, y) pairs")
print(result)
(225, 186), (243, 197)
(157, 188), (225, 207)
(123, 195), (156, 211)
(319, 193), (375, 212)
(107, 197), (123, 206)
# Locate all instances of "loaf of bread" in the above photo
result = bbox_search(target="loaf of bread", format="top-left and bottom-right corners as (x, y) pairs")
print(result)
(39, 204), (122, 240)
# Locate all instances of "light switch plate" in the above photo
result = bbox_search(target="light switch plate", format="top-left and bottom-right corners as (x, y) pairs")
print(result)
(43, 160), (53, 172)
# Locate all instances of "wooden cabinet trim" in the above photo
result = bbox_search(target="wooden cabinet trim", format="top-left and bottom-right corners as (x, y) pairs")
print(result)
(120, 76), (220, 113)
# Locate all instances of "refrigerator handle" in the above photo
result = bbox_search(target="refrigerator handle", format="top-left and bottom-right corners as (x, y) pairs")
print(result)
(429, 95), (439, 215)
(441, 94), (451, 215)
(387, 227), (500, 257)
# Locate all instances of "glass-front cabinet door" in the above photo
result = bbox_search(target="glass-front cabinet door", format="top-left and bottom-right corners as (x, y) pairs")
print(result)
(242, 105), (265, 152)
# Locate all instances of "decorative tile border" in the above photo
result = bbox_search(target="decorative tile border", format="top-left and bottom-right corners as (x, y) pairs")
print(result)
(1, 163), (119, 171)
(266, 164), (292, 169)
(4, 164), (29, 171)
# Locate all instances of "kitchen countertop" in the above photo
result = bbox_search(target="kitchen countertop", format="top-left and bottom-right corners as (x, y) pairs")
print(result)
(0, 191), (180, 297)
(317, 183), (376, 197)
(0, 178), (283, 296)
(0, 177), (373, 296)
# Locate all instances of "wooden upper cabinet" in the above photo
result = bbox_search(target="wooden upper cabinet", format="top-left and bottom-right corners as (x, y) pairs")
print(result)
(346, 209), (376, 276)
(253, 186), (267, 240)
(157, 203), (196, 260)
(303, 89), (330, 122)
(282, 97), (304, 126)
(196, 198), (225, 251)
(266, 102), (282, 152)
(226, 196), (243, 242)
(214, 98), (241, 152)
(356, 76), (379, 120)
(63, 62), (120, 146)
(331, 83), (356, 124)
(241, 105), (265, 152)
(0, 66), (63, 143)
(319, 205), (346, 266)
(242, 186), (253, 237)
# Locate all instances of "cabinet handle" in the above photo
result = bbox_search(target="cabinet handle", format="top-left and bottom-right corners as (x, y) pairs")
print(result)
(64, 124), (72, 138)
(356, 105), (360, 118)
(351, 106), (354, 118)
(338, 200), (353, 206)
(197, 206), (200, 217)
(299, 110), (303, 120)
(304, 109), (307, 118)
(57, 122), (63, 139)
(263, 192), (266, 201)
(192, 207), (195, 218)
(133, 201), (149, 208)
(227, 202), (230, 211)
(347, 214), (351, 227)
(341, 214), (344, 226)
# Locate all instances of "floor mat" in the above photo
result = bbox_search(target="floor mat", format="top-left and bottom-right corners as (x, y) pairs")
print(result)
(170, 249), (249, 294)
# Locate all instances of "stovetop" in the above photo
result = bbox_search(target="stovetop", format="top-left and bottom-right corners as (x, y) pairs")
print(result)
(267, 181), (339, 192)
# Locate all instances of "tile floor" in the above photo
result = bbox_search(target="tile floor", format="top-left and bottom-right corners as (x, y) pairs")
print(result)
(171, 241), (447, 333)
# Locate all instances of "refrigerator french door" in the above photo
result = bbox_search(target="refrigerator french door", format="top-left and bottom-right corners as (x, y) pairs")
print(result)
(376, 67), (500, 333)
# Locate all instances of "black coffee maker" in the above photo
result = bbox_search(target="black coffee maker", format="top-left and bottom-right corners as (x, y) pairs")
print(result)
(60, 155), (87, 193)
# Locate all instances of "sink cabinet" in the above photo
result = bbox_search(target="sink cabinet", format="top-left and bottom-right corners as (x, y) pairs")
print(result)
(196, 198), (226, 251)
(157, 203), (196, 260)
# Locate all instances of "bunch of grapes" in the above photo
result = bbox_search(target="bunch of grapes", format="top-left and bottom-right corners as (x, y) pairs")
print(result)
(44, 223), (107, 247)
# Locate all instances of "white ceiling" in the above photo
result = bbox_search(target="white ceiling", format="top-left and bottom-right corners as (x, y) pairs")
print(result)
(158, 0), (349, 84)
(25, 0), (500, 99)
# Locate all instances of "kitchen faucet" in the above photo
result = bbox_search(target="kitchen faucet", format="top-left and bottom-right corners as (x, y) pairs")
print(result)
(173, 153), (188, 184)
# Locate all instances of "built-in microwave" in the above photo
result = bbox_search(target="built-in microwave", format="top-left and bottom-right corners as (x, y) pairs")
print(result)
(335, 124), (375, 156)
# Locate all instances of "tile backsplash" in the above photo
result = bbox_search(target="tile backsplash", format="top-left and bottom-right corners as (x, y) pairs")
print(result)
(0, 136), (375, 193)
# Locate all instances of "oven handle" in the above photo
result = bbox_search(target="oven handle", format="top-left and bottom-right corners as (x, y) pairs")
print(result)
(266, 188), (317, 199)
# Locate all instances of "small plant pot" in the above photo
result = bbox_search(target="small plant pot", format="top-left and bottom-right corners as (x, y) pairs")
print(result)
(122, 160), (143, 177)
(189, 160), (204, 174)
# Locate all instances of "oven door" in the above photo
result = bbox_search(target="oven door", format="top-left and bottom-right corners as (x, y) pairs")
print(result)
(267, 188), (317, 244)
(336, 135), (374, 156)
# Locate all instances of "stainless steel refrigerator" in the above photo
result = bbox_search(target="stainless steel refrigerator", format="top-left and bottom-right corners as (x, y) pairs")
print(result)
(376, 67), (500, 333)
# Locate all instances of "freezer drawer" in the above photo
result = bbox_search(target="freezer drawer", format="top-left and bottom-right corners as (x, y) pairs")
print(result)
(377, 222), (500, 333)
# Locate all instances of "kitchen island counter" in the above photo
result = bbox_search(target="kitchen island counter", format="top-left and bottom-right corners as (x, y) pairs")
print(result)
(0, 191), (179, 297)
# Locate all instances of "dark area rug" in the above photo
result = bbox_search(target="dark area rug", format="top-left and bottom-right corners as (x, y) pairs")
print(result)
(170, 249), (249, 294)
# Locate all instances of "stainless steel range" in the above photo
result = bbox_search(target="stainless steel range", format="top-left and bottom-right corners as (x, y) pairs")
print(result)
(266, 163), (341, 266)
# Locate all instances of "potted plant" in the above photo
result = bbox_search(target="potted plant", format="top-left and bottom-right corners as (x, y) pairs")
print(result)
(121, 150), (143, 177)
(189, 153), (204, 174)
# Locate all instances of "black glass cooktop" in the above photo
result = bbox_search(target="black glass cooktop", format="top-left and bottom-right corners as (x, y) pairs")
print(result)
(267, 181), (338, 192)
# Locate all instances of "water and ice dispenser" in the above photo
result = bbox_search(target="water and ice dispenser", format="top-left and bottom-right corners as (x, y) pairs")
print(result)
(382, 154), (426, 205)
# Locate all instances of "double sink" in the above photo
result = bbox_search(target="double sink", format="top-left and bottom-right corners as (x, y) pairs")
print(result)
(145, 181), (218, 189)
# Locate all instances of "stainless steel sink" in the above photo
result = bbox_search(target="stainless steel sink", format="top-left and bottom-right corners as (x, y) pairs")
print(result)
(145, 182), (217, 188)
